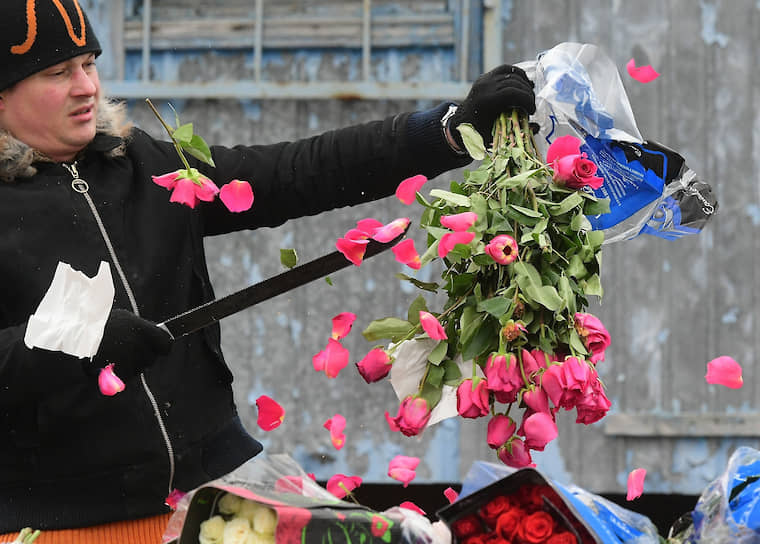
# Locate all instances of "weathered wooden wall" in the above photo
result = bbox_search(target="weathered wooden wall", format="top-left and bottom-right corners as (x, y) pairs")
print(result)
(92, 0), (759, 495)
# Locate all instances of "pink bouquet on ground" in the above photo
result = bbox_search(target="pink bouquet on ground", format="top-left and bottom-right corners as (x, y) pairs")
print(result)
(356, 110), (613, 468)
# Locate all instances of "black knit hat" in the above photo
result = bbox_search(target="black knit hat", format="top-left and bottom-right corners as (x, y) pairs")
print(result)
(0, 0), (102, 91)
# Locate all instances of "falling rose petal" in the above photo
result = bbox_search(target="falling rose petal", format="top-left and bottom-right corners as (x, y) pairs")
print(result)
(444, 487), (459, 504)
(392, 239), (421, 270)
(336, 237), (369, 266)
(326, 474), (362, 499)
(169, 178), (199, 209)
(705, 356), (743, 389)
(626, 58), (660, 83)
(324, 414), (347, 450)
(388, 455), (420, 487)
(356, 218), (384, 237)
(385, 410), (400, 432)
(438, 231), (475, 259)
(399, 502), (426, 515)
(331, 312), (357, 340)
(356, 348), (392, 383)
(440, 212), (478, 232)
(165, 489), (187, 510)
(626, 468), (647, 501)
(419, 311), (448, 340)
(220, 179), (254, 212)
(151, 170), (181, 189)
(371, 218), (410, 243)
(256, 395), (285, 431)
(98, 364), (125, 396)
(312, 338), (350, 378)
(396, 174), (428, 205)
(546, 134), (582, 166)
(344, 228), (371, 241)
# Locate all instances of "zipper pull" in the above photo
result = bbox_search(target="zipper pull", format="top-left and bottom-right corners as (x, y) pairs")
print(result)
(64, 162), (89, 193)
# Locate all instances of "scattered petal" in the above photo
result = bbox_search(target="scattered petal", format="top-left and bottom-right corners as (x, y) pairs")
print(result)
(98, 363), (125, 396)
(440, 212), (478, 232)
(399, 501), (426, 515)
(151, 170), (181, 189)
(396, 174), (428, 205)
(219, 179), (254, 212)
(626, 468), (647, 500)
(336, 237), (369, 266)
(388, 455), (420, 487)
(392, 239), (421, 270)
(443, 487), (459, 504)
(626, 58), (660, 83)
(312, 338), (350, 378)
(331, 312), (357, 340)
(705, 356), (743, 389)
(165, 489), (187, 510)
(256, 395), (285, 431)
(326, 474), (362, 499)
(356, 218), (384, 237)
(324, 413), (347, 450)
(419, 311), (448, 340)
(371, 218), (410, 243)
(438, 231), (475, 259)
(194, 175), (221, 202)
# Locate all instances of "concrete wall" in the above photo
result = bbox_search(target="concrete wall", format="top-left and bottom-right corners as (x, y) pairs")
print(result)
(92, 0), (759, 495)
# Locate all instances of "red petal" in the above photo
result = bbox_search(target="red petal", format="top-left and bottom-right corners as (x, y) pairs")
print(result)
(371, 218), (410, 243)
(395, 174), (428, 205)
(256, 395), (285, 431)
(336, 237), (369, 266)
(220, 179), (254, 212)
(392, 239), (421, 270)
(331, 312), (357, 340)
(169, 178), (199, 208)
(705, 356), (743, 389)
(399, 501), (426, 515)
(440, 212), (478, 232)
(626, 468), (646, 500)
(356, 218), (384, 237)
(438, 231), (475, 259)
(443, 487), (459, 504)
(151, 170), (181, 189)
(626, 59), (660, 83)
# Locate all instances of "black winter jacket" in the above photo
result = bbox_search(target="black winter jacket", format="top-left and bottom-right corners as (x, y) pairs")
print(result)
(0, 102), (470, 531)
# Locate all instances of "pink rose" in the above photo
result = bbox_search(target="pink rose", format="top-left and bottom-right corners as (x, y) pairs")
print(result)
(520, 411), (558, 451)
(487, 414), (516, 449)
(575, 312), (611, 364)
(390, 396), (431, 437)
(498, 437), (534, 468)
(484, 353), (523, 404)
(456, 379), (490, 418)
(355, 348), (392, 383)
(546, 135), (604, 190)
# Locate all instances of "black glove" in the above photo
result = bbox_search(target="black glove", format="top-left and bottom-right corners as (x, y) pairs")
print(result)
(91, 309), (172, 379)
(448, 64), (536, 150)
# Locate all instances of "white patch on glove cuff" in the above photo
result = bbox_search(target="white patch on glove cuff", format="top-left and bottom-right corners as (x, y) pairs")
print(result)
(24, 261), (115, 358)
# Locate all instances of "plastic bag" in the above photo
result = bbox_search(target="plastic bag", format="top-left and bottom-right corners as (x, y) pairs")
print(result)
(162, 453), (438, 544)
(668, 446), (760, 543)
(518, 42), (717, 243)
(453, 461), (660, 544)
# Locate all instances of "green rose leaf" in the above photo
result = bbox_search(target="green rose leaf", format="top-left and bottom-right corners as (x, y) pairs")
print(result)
(407, 295), (429, 325)
(477, 296), (511, 317)
(584, 197), (611, 216)
(455, 123), (487, 161)
(429, 189), (472, 208)
(420, 376), (444, 409)
(172, 122), (194, 144)
(549, 192), (585, 216)
(442, 360), (463, 385)
(428, 340), (448, 365)
(362, 317), (414, 342)
(582, 273), (604, 297)
(395, 273), (439, 293)
(180, 134), (216, 167)
(279, 248), (298, 269)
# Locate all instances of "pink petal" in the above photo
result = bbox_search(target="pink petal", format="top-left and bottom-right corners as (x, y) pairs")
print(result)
(151, 170), (181, 189)
(331, 312), (357, 340)
(169, 178), (199, 208)
(345, 228), (371, 241)
(626, 468), (646, 500)
(371, 218), (410, 243)
(546, 134), (582, 165)
(194, 175), (221, 202)
(440, 212), (478, 232)
(312, 338), (350, 378)
(705, 356), (743, 389)
(256, 395), (285, 431)
(336, 237), (369, 266)
(626, 59), (660, 84)
(324, 413), (347, 450)
(443, 487), (459, 504)
(438, 231), (476, 259)
(356, 348), (392, 383)
(398, 501), (426, 515)
(326, 474), (362, 499)
(219, 179), (254, 212)
(356, 218), (384, 237)
(521, 411), (558, 451)
(388, 455), (420, 487)
(388, 454), (421, 471)
(396, 174), (428, 205)
(165, 489), (187, 510)
(392, 239), (421, 270)
(384, 410), (400, 432)
(419, 311), (448, 340)
(98, 364), (125, 396)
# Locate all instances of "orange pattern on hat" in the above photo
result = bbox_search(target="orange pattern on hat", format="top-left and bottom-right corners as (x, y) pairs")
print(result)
(11, 0), (87, 56)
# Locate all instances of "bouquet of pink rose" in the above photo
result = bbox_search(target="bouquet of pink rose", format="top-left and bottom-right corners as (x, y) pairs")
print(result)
(349, 109), (613, 469)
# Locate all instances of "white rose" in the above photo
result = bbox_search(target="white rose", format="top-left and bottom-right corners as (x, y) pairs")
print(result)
(223, 516), (253, 544)
(198, 515), (225, 544)
(237, 499), (261, 523)
(248, 531), (276, 544)
(218, 492), (243, 515)
(251, 506), (277, 535)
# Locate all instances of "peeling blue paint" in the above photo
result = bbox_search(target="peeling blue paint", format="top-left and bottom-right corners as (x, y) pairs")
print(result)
(501, 0), (514, 22)
(663, 260), (671, 273)
(721, 307), (739, 324)
(422, 418), (460, 482)
(240, 101), (262, 122)
(699, 1), (730, 47)
(532, 439), (573, 485)
(657, 328), (670, 344)
(289, 318), (304, 346)
(365, 278), (377, 292)
(745, 204), (760, 226)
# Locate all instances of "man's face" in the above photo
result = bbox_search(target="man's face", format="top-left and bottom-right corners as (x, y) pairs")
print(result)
(0, 53), (100, 163)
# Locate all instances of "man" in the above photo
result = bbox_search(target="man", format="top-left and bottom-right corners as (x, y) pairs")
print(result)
(0, 0), (535, 540)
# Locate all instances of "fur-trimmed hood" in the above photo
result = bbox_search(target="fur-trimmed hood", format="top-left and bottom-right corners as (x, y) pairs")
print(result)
(0, 97), (132, 183)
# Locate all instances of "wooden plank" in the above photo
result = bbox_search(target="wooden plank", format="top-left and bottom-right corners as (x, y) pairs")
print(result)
(605, 413), (760, 437)
(123, 14), (456, 49)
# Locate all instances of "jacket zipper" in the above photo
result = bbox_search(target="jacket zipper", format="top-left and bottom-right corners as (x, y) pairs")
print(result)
(63, 161), (177, 495)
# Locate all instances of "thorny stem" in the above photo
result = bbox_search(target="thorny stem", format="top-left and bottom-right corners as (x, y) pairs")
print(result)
(145, 99), (193, 173)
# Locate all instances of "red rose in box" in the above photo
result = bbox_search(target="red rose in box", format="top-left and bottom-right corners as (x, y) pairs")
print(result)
(437, 469), (597, 544)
